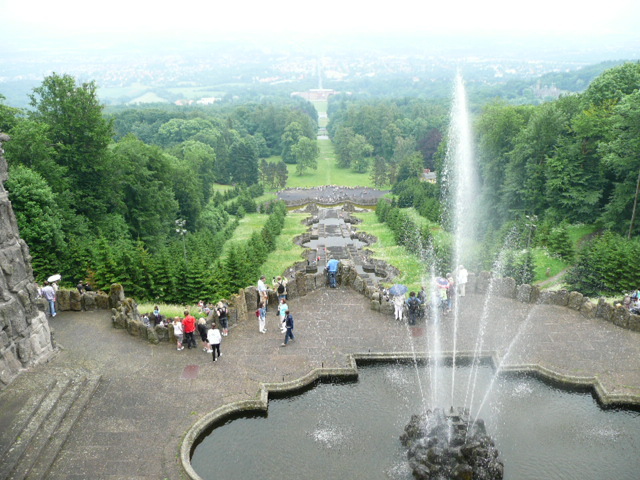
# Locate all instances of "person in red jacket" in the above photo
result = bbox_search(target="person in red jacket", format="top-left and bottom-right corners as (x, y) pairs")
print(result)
(182, 311), (197, 349)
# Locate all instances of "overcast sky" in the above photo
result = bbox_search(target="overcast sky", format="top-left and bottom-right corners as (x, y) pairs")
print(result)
(2, 0), (639, 42)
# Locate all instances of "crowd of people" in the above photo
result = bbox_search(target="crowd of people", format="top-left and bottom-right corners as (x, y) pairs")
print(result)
(387, 265), (469, 324)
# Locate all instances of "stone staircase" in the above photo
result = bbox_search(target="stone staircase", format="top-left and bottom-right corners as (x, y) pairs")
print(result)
(0, 369), (101, 480)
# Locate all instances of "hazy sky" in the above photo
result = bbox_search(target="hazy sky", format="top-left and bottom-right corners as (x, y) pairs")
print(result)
(2, 0), (639, 42)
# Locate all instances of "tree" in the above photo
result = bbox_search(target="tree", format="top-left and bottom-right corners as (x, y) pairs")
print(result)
(110, 135), (179, 248)
(28, 73), (115, 219)
(291, 137), (319, 175)
(599, 90), (640, 236)
(5, 165), (66, 279)
(230, 137), (259, 185)
(281, 121), (305, 164)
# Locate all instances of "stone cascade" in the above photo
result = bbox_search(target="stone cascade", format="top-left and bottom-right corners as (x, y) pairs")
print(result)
(0, 134), (55, 388)
(113, 202), (640, 348)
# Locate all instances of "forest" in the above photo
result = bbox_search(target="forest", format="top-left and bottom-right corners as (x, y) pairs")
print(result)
(1, 61), (640, 302)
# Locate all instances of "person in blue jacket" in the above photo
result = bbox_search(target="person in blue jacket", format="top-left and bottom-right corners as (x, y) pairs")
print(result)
(326, 257), (340, 288)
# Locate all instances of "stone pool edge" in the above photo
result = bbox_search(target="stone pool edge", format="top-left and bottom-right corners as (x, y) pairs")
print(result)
(179, 351), (640, 479)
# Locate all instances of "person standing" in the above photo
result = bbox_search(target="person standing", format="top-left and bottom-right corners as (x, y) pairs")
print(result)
(197, 317), (210, 352)
(258, 301), (267, 333)
(216, 301), (229, 336)
(407, 291), (422, 325)
(173, 317), (184, 351)
(393, 293), (405, 322)
(281, 310), (294, 346)
(326, 258), (340, 288)
(182, 311), (197, 349)
(275, 275), (288, 302)
(207, 323), (222, 361)
(257, 275), (269, 311)
(457, 265), (468, 297)
(42, 281), (57, 317)
(278, 298), (289, 333)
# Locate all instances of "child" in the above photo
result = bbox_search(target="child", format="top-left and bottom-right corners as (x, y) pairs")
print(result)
(207, 323), (222, 361)
(278, 298), (289, 333)
(258, 301), (267, 333)
(173, 317), (184, 351)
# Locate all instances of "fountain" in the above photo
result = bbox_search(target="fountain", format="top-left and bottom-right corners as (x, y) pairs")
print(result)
(186, 75), (640, 480)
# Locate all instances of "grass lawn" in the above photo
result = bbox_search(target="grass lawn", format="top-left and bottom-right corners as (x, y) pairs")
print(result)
(285, 138), (377, 189)
(532, 224), (598, 285)
(352, 211), (428, 291)
(257, 213), (308, 280)
(219, 213), (270, 258)
(137, 302), (195, 318)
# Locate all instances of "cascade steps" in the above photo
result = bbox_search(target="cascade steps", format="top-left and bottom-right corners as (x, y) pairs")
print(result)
(0, 369), (101, 480)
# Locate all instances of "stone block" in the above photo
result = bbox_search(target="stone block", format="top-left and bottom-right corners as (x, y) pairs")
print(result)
(567, 291), (584, 310)
(95, 293), (110, 310)
(370, 299), (381, 312)
(516, 284), (532, 303)
(69, 290), (82, 311)
(16, 337), (31, 364)
(295, 272), (307, 297)
(381, 300), (394, 315)
(128, 319), (142, 336)
(82, 292), (98, 311)
(552, 290), (569, 307)
(612, 306), (629, 329)
(155, 325), (169, 342)
(580, 300), (596, 318)
(497, 277), (517, 299)
(147, 327), (159, 344)
(57, 289), (70, 311)
(354, 276), (364, 294)
(304, 274), (316, 292)
(4, 298), (26, 336)
(628, 313), (640, 332)
(596, 298), (613, 321)
(109, 283), (125, 308)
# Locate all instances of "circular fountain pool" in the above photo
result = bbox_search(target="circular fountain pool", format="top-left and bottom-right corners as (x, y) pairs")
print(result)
(191, 363), (640, 479)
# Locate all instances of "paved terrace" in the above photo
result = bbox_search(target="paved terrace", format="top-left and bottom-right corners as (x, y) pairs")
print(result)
(1, 287), (639, 479)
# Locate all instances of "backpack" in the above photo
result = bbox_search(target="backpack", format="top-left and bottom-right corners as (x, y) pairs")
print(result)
(408, 297), (419, 313)
(255, 309), (260, 317)
(277, 282), (285, 294)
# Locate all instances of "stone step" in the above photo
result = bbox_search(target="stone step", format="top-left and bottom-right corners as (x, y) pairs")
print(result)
(0, 377), (72, 480)
(0, 371), (101, 480)
(25, 375), (101, 480)
(0, 377), (58, 462)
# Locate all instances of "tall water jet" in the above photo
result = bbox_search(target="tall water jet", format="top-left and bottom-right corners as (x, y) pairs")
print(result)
(442, 72), (479, 406)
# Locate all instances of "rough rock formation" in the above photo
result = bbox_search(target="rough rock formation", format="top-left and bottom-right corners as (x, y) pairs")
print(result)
(400, 407), (503, 480)
(0, 133), (55, 388)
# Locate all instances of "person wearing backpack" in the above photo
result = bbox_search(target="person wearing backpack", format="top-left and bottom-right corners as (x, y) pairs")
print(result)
(406, 291), (422, 325)
(275, 275), (287, 302)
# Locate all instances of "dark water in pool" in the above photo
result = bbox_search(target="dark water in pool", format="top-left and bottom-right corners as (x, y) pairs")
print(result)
(191, 364), (640, 480)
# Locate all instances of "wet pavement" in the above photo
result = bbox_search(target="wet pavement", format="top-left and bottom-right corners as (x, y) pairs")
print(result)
(1, 285), (640, 479)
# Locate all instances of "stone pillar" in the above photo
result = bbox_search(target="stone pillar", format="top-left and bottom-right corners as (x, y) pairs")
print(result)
(0, 134), (55, 388)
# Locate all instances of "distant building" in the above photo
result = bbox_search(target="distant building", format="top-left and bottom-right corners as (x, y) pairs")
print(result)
(422, 169), (437, 184)
(291, 88), (338, 101)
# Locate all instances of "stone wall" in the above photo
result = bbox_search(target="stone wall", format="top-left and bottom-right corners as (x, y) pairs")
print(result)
(0, 134), (55, 388)
(113, 259), (640, 350)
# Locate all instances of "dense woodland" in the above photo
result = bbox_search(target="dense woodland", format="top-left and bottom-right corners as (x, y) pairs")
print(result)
(1, 61), (640, 301)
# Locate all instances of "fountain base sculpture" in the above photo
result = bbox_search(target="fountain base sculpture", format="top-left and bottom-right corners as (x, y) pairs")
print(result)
(400, 407), (503, 480)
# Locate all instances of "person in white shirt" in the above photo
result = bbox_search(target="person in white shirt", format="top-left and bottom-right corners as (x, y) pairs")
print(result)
(207, 323), (222, 361)
(457, 265), (468, 297)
